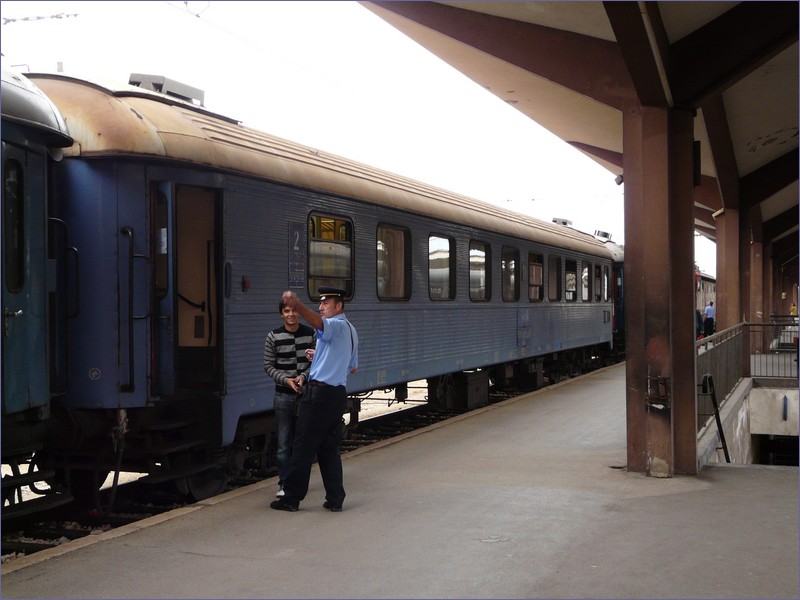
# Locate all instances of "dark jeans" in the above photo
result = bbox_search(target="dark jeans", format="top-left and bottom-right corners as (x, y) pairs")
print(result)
(282, 384), (348, 508)
(704, 317), (715, 337)
(273, 391), (297, 485)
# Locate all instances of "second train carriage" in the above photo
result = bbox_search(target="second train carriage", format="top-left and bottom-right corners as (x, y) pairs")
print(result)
(24, 72), (618, 501)
(1, 69), (74, 517)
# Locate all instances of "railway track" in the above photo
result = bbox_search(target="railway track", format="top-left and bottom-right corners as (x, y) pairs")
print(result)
(0, 374), (589, 563)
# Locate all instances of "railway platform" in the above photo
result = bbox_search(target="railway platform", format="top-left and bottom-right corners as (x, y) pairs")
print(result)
(2, 363), (797, 599)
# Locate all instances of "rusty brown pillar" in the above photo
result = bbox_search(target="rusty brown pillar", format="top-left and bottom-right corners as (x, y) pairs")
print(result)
(714, 209), (741, 329)
(623, 105), (697, 476)
(764, 238), (775, 317)
(773, 237), (800, 313)
(669, 109), (698, 475)
(741, 208), (765, 323)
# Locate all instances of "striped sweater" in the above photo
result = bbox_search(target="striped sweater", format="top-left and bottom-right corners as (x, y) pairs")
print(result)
(264, 324), (316, 394)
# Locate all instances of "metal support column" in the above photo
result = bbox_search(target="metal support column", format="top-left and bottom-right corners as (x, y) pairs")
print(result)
(714, 208), (741, 331)
(669, 109), (699, 475)
(742, 207), (765, 324)
(623, 104), (698, 475)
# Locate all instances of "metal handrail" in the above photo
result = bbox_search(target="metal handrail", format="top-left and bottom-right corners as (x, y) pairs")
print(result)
(698, 374), (730, 462)
(120, 227), (135, 393)
(695, 322), (797, 431)
(696, 324), (743, 431)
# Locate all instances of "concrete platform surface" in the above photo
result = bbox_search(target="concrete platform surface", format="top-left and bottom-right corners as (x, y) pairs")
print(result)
(2, 363), (798, 599)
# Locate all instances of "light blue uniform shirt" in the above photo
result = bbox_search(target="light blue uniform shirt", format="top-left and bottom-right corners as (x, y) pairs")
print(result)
(308, 313), (358, 387)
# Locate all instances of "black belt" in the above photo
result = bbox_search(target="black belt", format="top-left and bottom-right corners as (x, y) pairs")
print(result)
(309, 380), (328, 387)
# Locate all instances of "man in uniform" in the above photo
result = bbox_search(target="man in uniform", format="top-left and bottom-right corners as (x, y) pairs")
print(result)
(270, 287), (358, 513)
(703, 300), (716, 338)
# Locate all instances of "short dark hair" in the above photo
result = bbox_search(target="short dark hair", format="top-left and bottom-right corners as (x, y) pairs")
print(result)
(279, 300), (287, 313)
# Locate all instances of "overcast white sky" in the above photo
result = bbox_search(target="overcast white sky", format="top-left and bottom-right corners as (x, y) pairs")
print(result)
(1, 0), (716, 275)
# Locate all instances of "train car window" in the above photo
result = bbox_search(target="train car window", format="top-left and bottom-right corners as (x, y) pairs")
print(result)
(308, 213), (353, 299)
(528, 253), (543, 302)
(501, 246), (520, 302)
(594, 265), (602, 302)
(548, 255), (561, 301)
(581, 262), (591, 302)
(604, 265), (611, 302)
(3, 159), (25, 293)
(377, 224), (411, 300)
(469, 240), (490, 301)
(565, 259), (577, 302)
(429, 234), (455, 300)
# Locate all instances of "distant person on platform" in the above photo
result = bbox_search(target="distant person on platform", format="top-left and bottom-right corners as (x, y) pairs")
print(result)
(790, 303), (797, 317)
(270, 286), (358, 513)
(696, 309), (704, 340)
(264, 297), (316, 499)
(703, 300), (716, 337)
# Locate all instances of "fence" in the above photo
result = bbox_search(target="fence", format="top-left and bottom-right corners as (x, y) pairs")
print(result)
(695, 317), (798, 430)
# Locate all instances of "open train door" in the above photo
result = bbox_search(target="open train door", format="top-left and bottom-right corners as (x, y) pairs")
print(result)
(152, 182), (222, 398)
(151, 181), (226, 500)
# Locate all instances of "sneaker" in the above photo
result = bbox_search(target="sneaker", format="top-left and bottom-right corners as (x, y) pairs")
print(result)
(276, 487), (285, 498)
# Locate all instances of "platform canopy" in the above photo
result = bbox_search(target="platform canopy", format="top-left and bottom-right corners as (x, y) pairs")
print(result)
(362, 1), (798, 246)
(363, 1), (798, 476)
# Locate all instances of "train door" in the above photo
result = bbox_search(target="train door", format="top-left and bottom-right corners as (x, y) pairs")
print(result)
(612, 261), (624, 349)
(153, 183), (177, 396)
(2, 144), (49, 413)
(152, 183), (221, 397)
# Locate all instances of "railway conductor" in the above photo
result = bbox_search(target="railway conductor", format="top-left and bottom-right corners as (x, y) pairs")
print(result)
(270, 286), (358, 513)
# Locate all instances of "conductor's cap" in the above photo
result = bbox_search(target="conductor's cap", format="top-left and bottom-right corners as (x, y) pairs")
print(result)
(318, 286), (347, 301)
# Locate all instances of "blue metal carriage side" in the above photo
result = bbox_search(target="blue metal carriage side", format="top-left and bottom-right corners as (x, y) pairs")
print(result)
(25, 72), (617, 503)
(1, 69), (73, 517)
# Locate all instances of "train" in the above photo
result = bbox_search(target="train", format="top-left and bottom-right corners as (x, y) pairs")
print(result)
(1, 70), (625, 517)
(1, 69), (75, 516)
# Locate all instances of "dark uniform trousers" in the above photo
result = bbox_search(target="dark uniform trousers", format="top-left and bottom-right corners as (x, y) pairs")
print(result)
(703, 317), (715, 338)
(282, 383), (348, 507)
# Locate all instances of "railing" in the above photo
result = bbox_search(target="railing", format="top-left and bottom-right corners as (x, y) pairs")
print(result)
(695, 319), (798, 431)
(764, 313), (799, 351)
(696, 325), (743, 430)
(697, 374), (730, 462)
(747, 316), (799, 379)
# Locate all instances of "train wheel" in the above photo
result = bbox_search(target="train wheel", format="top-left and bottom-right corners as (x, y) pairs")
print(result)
(181, 468), (227, 501)
(173, 450), (229, 501)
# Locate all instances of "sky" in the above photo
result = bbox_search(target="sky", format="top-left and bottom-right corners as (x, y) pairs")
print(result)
(1, 0), (717, 275)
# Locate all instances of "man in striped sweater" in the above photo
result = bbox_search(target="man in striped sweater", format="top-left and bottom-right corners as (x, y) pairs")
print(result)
(264, 299), (316, 497)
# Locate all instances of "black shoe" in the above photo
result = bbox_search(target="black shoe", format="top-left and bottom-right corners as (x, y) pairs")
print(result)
(270, 500), (299, 512)
(323, 501), (343, 512)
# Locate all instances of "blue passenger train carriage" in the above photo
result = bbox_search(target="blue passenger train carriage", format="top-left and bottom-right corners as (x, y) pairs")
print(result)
(20, 72), (618, 503)
(1, 69), (73, 516)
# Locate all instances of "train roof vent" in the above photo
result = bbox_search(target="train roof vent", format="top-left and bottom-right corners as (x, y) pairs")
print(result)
(552, 217), (572, 227)
(128, 73), (205, 107)
(594, 230), (612, 240)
